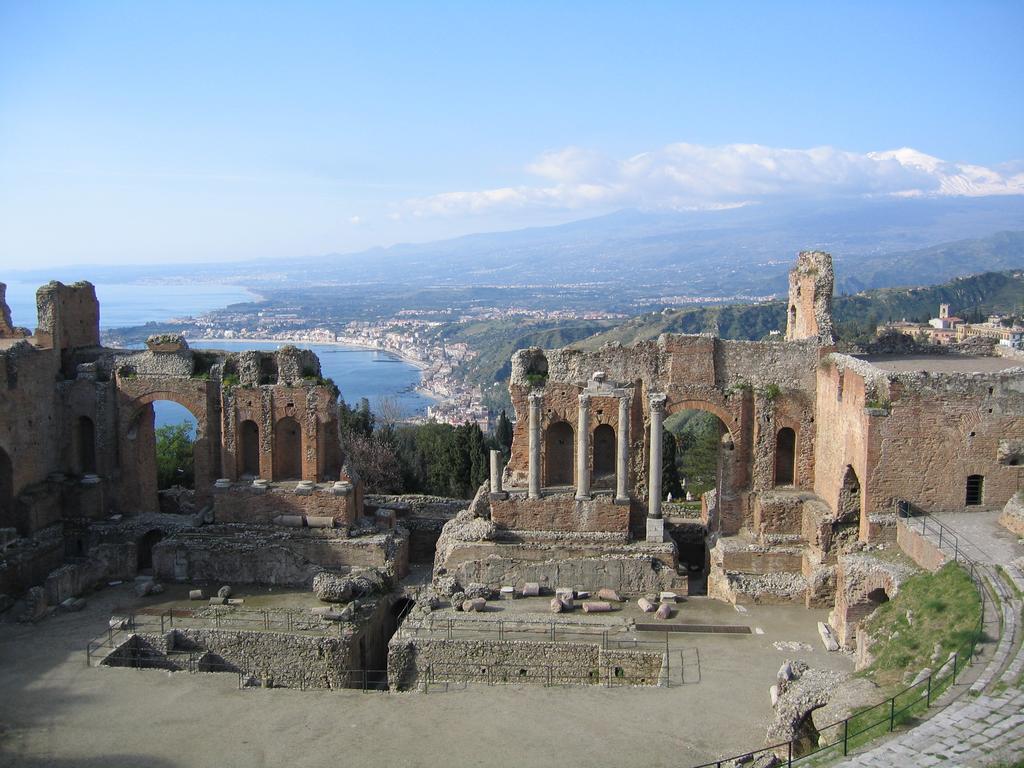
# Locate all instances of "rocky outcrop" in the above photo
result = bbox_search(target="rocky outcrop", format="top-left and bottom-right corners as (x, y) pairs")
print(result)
(998, 491), (1024, 537)
(313, 567), (390, 603)
(766, 660), (843, 757)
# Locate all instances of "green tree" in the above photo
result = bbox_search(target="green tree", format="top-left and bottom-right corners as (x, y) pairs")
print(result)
(662, 431), (683, 500)
(494, 409), (513, 461)
(339, 396), (375, 439)
(155, 423), (194, 489)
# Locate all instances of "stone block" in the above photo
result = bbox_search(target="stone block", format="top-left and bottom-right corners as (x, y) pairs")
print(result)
(500, 586), (515, 600)
(188, 589), (204, 600)
(306, 516), (335, 529)
(655, 603), (673, 620)
(550, 597), (565, 613)
(659, 591), (678, 603)
(817, 621), (839, 651)
(637, 597), (656, 613)
(522, 582), (541, 597)
(597, 588), (622, 602)
(582, 601), (612, 613)
(462, 597), (486, 612)
(646, 517), (666, 543)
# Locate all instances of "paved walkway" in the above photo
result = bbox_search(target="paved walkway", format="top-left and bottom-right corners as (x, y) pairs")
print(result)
(838, 511), (1024, 768)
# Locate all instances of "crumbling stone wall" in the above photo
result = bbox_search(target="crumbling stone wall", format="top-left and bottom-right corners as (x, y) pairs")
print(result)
(830, 554), (914, 648)
(152, 525), (408, 586)
(815, 354), (1024, 541)
(387, 636), (663, 690)
(785, 250), (835, 345)
(212, 484), (358, 527)
(490, 491), (630, 533)
(505, 334), (821, 536)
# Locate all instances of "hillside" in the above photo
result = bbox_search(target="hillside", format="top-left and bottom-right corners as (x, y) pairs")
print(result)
(835, 231), (1024, 293)
(575, 269), (1024, 349)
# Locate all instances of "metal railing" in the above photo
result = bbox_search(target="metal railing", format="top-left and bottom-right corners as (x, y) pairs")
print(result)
(147, 606), (349, 636)
(691, 503), (990, 767)
(85, 612), (137, 666)
(399, 614), (675, 651)
(409, 660), (665, 689)
(895, 499), (981, 566)
(691, 624), (984, 767)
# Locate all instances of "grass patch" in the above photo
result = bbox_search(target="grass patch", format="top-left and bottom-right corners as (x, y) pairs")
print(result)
(796, 563), (985, 758)
(858, 562), (981, 691)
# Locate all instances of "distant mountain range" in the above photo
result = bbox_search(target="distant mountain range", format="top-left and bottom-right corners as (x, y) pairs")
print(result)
(12, 195), (1024, 303)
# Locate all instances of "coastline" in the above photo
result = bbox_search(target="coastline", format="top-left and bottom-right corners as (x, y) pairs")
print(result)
(189, 336), (430, 371)
(188, 335), (444, 403)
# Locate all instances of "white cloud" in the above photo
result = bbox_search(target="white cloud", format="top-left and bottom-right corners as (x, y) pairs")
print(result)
(405, 142), (1024, 217)
(349, 215), (362, 225)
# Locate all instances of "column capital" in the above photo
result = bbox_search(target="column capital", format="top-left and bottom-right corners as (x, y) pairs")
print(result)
(649, 392), (667, 414)
(578, 392), (591, 406)
(528, 391), (543, 406)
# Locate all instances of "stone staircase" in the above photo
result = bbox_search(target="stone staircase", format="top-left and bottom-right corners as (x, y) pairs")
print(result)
(707, 489), (838, 606)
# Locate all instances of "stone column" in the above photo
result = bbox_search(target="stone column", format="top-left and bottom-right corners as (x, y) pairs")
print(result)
(528, 392), (542, 499)
(575, 393), (591, 500)
(647, 393), (667, 542)
(615, 394), (629, 503)
(489, 449), (503, 494)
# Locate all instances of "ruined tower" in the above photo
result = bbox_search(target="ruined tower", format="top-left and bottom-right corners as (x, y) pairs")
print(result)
(785, 250), (835, 345)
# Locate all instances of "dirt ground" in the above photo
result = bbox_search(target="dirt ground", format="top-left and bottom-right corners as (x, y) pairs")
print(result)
(0, 584), (856, 768)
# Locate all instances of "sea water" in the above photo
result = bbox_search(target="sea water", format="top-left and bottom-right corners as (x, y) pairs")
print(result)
(1, 280), (431, 428)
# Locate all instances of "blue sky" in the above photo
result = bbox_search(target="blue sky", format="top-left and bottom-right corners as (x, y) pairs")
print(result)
(1, 1), (1023, 268)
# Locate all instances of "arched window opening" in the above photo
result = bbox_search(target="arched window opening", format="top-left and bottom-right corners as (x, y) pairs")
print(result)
(593, 424), (616, 479)
(239, 420), (260, 478)
(866, 587), (889, 606)
(966, 475), (984, 506)
(543, 421), (574, 487)
(838, 465), (861, 522)
(774, 427), (796, 486)
(77, 416), (97, 474)
(274, 416), (303, 481)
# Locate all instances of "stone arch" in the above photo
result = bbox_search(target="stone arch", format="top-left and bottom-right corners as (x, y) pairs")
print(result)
(274, 416), (303, 481)
(77, 415), (97, 475)
(119, 385), (214, 513)
(239, 419), (261, 478)
(665, 397), (741, 444)
(544, 420), (574, 487)
(774, 426), (796, 486)
(836, 570), (897, 647)
(593, 423), (616, 480)
(0, 447), (13, 529)
(662, 397), (745, 533)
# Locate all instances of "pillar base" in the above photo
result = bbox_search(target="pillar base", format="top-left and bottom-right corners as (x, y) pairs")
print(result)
(575, 493), (591, 501)
(613, 496), (631, 505)
(489, 491), (509, 501)
(646, 517), (666, 543)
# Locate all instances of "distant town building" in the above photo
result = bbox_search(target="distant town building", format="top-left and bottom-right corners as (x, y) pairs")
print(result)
(878, 304), (1023, 349)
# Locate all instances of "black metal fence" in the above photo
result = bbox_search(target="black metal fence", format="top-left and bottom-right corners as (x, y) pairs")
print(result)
(691, 502), (991, 767)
